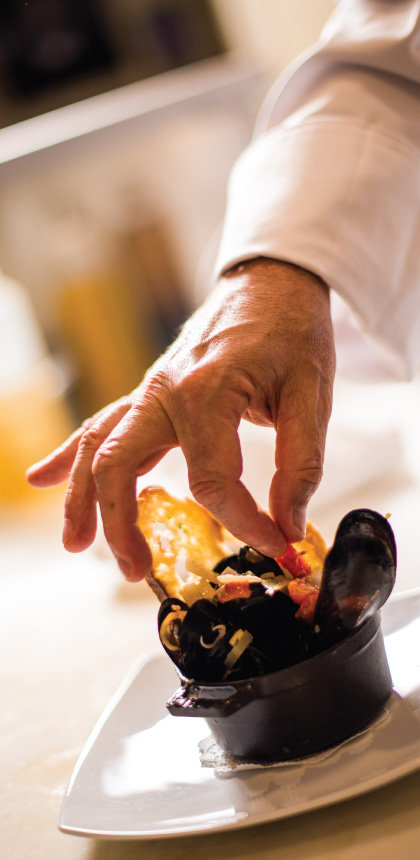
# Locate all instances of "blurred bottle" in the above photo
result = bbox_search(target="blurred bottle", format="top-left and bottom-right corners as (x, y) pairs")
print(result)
(52, 206), (158, 419)
(0, 269), (74, 503)
(111, 188), (192, 351)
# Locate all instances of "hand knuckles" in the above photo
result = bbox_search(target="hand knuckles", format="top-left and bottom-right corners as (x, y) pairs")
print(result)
(189, 475), (228, 516)
(175, 367), (254, 420)
(176, 366), (212, 400)
(80, 416), (95, 432)
(292, 464), (324, 504)
(142, 364), (171, 397)
(92, 439), (121, 476)
(77, 423), (105, 453)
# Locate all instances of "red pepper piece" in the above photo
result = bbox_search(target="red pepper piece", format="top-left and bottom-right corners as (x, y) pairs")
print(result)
(276, 542), (312, 578)
(288, 577), (319, 625)
(295, 591), (319, 625)
(288, 577), (318, 605)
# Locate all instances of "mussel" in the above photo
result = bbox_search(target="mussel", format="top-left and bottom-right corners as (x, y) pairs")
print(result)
(313, 509), (396, 634)
(158, 594), (268, 681)
(157, 598), (189, 667)
(158, 582), (321, 682)
(220, 582), (314, 667)
(214, 546), (284, 577)
(157, 508), (397, 684)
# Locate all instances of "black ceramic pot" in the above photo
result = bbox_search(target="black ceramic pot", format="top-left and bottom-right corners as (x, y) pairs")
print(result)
(166, 612), (392, 762)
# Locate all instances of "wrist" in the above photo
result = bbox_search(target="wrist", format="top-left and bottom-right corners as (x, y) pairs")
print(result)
(219, 256), (330, 308)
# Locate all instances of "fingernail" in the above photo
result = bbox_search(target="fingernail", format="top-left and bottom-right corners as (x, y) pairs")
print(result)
(293, 505), (307, 537)
(62, 517), (74, 546)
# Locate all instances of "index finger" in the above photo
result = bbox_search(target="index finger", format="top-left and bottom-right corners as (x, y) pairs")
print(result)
(92, 401), (177, 581)
(173, 383), (286, 557)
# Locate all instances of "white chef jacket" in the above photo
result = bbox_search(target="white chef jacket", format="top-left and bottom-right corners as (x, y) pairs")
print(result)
(215, 0), (420, 378)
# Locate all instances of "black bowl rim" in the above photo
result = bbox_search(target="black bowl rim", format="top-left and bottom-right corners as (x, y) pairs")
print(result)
(176, 611), (381, 696)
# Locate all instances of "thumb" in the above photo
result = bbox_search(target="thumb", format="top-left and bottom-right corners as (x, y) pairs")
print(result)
(269, 407), (327, 543)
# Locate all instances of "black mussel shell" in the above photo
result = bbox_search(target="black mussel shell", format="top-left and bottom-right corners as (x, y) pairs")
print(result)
(158, 598), (189, 669)
(213, 546), (283, 577)
(314, 509), (396, 634)
(178, 599), (268, 682)
(334, 508), (397, 563)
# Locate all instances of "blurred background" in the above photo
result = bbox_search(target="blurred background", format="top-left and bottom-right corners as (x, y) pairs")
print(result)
(0, 0), (335, 506)
(1, 0), (419, 601)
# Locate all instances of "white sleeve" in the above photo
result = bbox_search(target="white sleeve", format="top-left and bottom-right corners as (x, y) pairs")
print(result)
(215, 0), (420, 377)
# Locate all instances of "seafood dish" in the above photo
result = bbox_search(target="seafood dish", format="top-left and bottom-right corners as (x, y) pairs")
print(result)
(137, 486), (397, 761)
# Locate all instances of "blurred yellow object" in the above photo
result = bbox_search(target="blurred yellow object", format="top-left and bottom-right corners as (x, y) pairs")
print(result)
(0, 359), (75, 504)
(0, 268), (74, 504)
(51, 207), (159, 418)
(57, 268), (156, 416)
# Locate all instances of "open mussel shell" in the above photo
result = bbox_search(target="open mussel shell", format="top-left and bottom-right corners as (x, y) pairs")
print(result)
(178, 599), (269, 682)
(314, 509), (396, 634)
(158, 596), (269, 681)
(333, 508), (396, 550)
(214, 546), (283, 577)
(157, 598), (189, 670)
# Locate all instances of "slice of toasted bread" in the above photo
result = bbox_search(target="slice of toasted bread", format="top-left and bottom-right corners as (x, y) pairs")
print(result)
(137, 485), (328, 602)
(137, 486), (240, 602)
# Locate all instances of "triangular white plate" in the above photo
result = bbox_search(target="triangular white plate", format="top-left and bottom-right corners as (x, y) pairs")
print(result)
(60, 589), (420, 839)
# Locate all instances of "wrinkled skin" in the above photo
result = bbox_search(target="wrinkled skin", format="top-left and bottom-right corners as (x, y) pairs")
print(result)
(26, 258), (335, 582)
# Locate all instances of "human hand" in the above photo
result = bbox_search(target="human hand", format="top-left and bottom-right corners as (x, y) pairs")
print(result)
(26, 258), (335, 581)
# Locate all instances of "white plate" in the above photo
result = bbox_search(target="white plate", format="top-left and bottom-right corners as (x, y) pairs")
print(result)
(59, 590), (420, 839)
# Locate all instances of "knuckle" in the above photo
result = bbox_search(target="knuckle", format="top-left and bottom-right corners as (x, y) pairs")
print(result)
(135, 367), (174, 413)
(302, 443), (324, 471)
(175, 364), (253, 418)
(142, 364), (171, 397)
(296, 462), (324, 500)
(300, 468), (323, 491)
(64, 478), (80, 512)
(176, 366), (210, 399)
(91, 438), (121, 476)
(80, 416), (94, 432)
(298, 445), (324, 480)
(189, 473), (228, 517)
(78, 423), (104, 455)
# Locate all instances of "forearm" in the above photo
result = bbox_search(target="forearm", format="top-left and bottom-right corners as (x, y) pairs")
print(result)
(215, 0), (420, 377)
